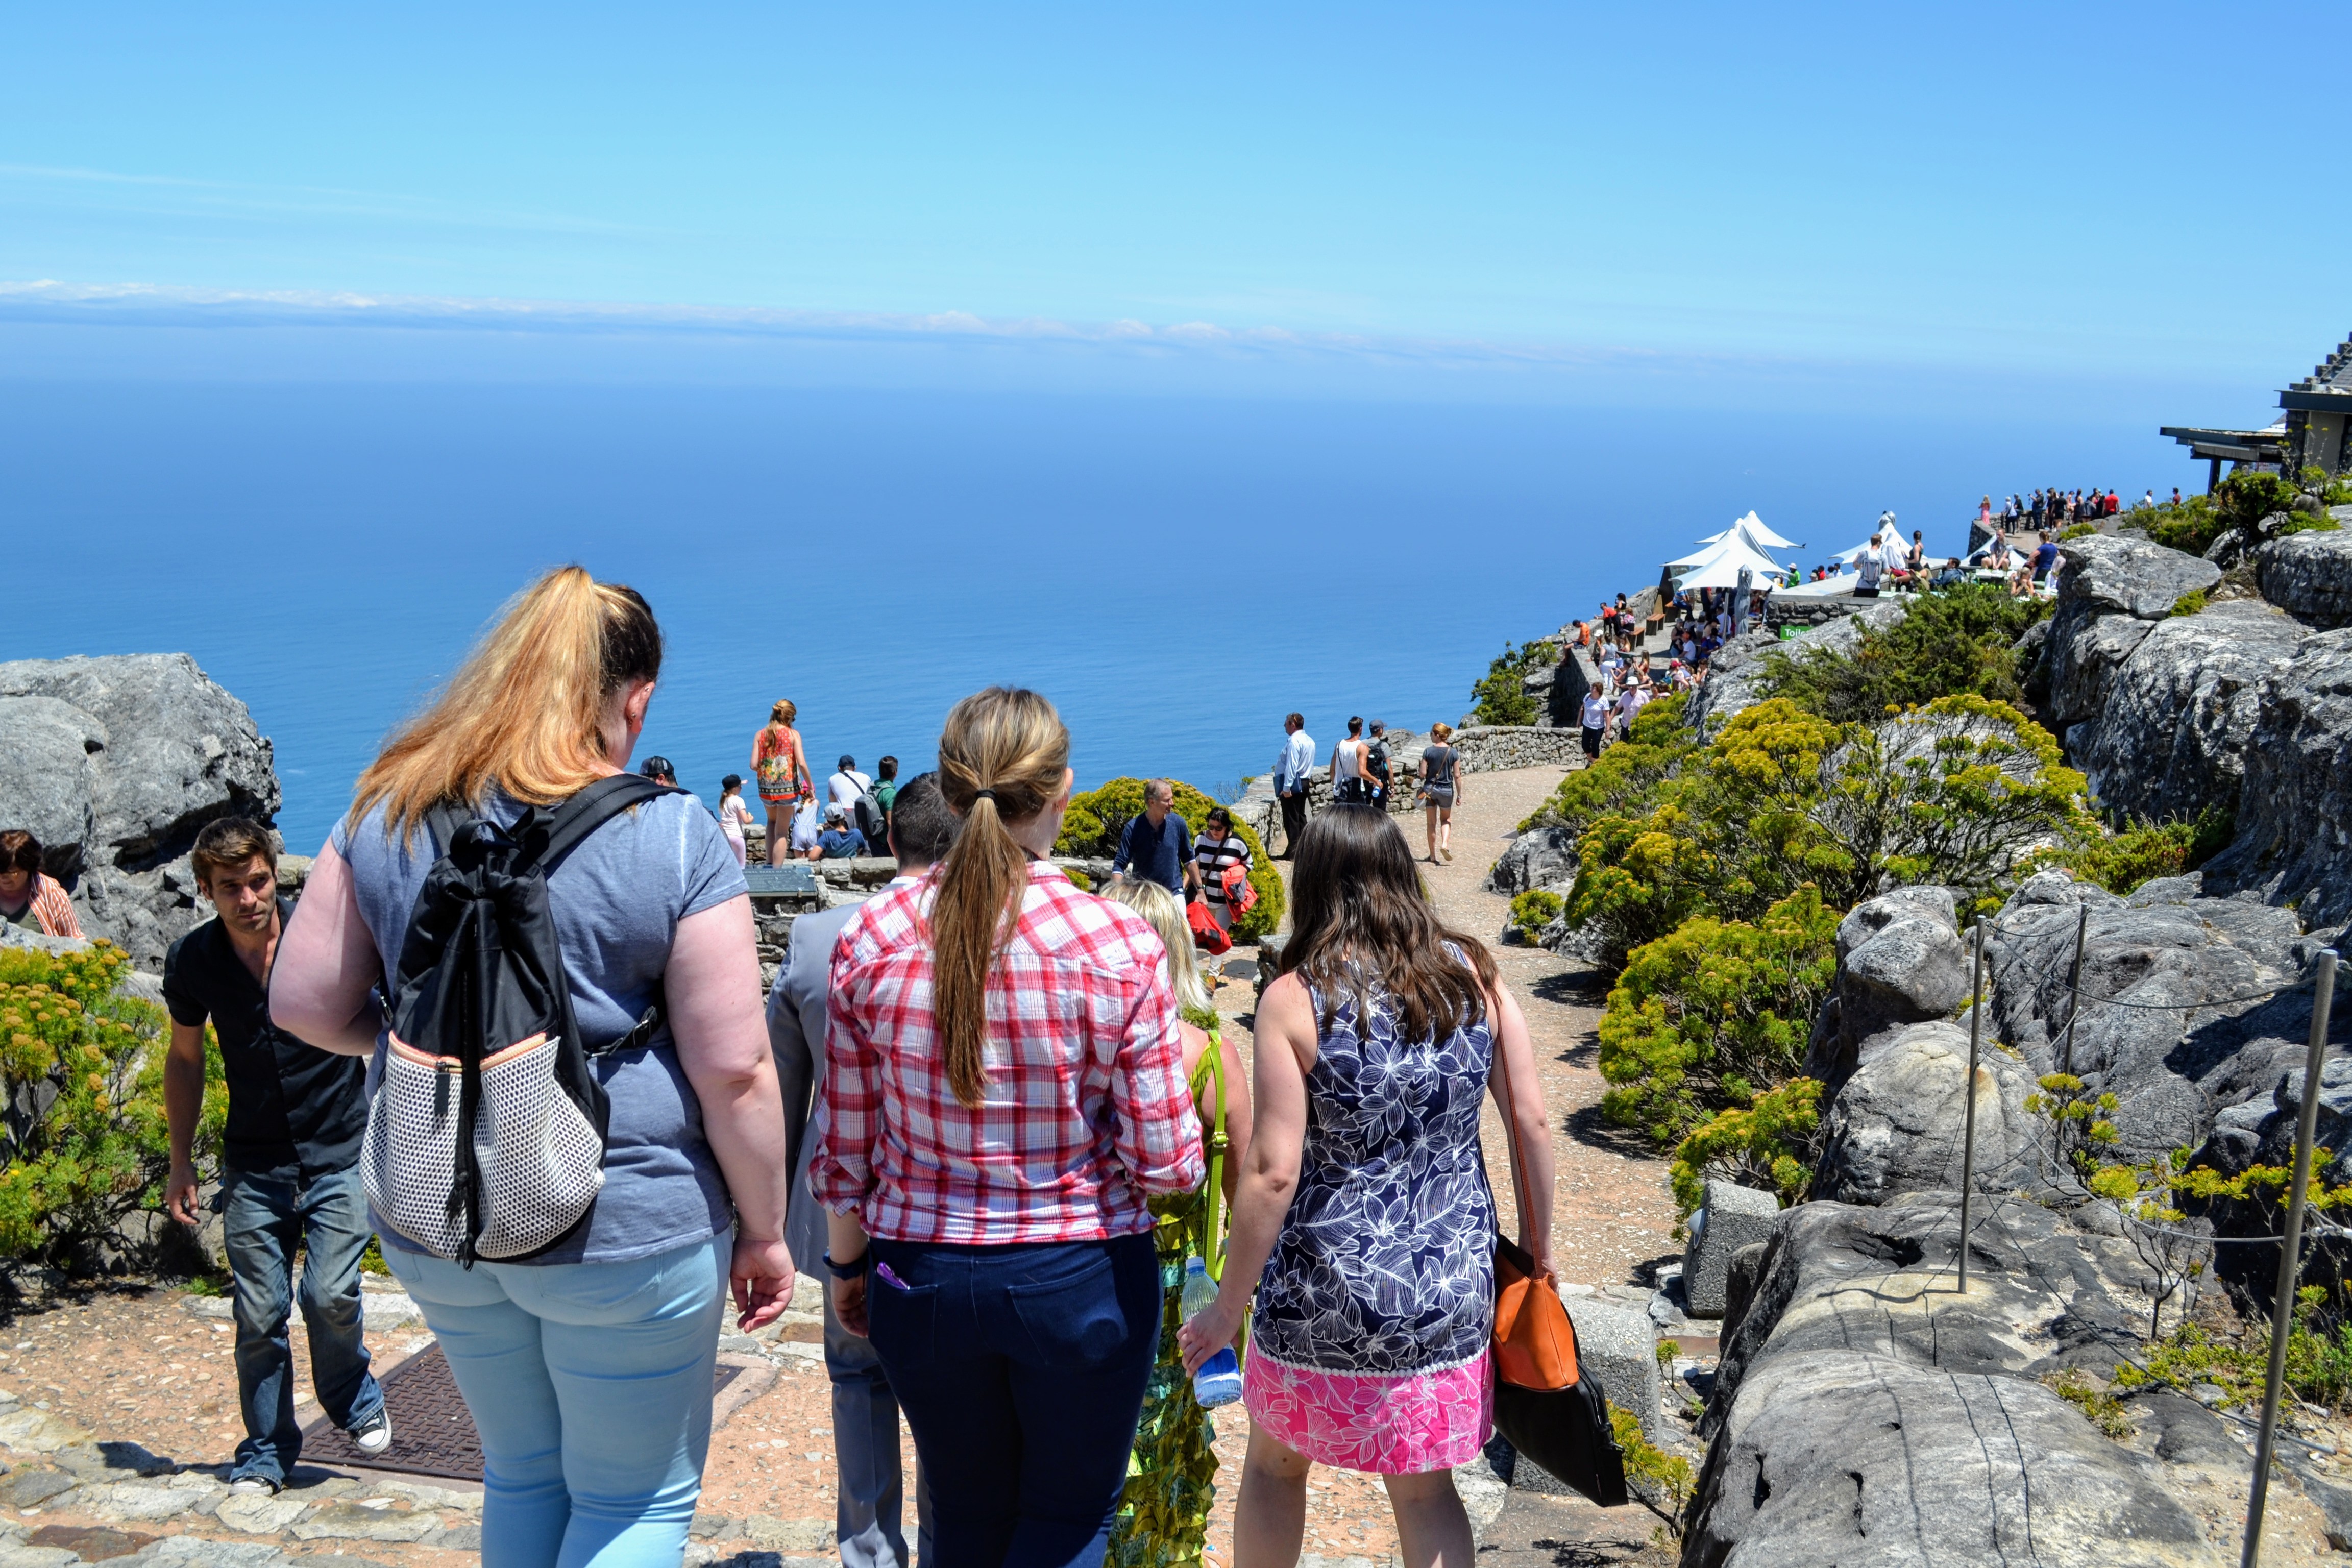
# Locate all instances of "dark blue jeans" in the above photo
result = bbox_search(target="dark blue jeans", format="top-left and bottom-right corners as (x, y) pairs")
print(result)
(865, 1232), (1160, 1568)
(221, 1166), (385, 1486)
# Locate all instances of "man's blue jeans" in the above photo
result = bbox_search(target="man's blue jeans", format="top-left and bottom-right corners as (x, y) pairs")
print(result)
(220, 1166), (384, 1487)
(383, 1232), (728, 1568)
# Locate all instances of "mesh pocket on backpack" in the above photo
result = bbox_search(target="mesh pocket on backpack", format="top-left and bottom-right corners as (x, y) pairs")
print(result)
(364, 1033), (607, 1261)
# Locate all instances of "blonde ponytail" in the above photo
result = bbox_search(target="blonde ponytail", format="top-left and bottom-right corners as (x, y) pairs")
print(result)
(350, 566), (663, 841)
(930, 688), (1070, 1107)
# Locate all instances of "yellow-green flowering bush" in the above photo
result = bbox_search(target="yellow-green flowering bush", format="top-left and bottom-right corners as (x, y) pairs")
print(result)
(0, 942), (222, 1265)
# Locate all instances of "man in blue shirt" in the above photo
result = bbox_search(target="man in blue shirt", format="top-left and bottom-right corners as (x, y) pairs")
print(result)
(807, 802), (869, 860)
(1112, 779), (1199, 898)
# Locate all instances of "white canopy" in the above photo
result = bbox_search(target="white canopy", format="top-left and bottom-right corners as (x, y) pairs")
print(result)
(1696, 511), (1800, 551)
(1828, 540), (1886, 566)
(1669, 531), (1784, 581)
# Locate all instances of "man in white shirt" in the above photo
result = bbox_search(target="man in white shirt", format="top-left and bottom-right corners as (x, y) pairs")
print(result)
(1272, 714), (1315, 859)
(1856, 542), (1886, 599)
(827, 755), (875, 814)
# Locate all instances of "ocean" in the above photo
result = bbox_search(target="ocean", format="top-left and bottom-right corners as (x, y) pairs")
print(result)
(5, 371), (2177, 856)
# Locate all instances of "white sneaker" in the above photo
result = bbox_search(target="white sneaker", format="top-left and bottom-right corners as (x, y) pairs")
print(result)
(350, 1410), (394, 1456)
(229, 1478), (279, 1496)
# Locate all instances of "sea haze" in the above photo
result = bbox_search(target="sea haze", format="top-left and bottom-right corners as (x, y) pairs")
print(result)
(6, 370), (2178, 856)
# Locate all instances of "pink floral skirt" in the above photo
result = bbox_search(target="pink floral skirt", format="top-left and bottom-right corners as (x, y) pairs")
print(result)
(1242, 1345), (1493, 1474)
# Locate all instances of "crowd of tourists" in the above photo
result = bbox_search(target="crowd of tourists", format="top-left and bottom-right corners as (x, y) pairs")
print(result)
(1, 566), (1557, 1568)
(1269, 712), (1467, 865)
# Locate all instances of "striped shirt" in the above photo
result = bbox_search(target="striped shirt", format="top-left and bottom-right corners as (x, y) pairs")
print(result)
(1193, 832), (1251, 907)
(810, 861), (1205, 1244)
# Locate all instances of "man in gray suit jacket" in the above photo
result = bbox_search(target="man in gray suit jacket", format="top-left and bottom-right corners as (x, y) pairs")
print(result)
(770, 774), (955, 1568)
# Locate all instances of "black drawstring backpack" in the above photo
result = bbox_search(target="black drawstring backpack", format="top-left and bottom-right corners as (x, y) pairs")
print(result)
(363, 773), (673, 1264)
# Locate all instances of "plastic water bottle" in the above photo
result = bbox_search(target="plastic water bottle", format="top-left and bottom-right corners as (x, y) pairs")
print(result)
(1183, 1257), (1242, 1408)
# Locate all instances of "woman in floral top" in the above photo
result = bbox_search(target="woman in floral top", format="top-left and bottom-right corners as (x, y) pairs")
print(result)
(1181, 805), (1554, 1568)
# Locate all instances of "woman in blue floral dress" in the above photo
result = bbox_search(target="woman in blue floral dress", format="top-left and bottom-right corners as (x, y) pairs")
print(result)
(1181, 805), (1555, 1568)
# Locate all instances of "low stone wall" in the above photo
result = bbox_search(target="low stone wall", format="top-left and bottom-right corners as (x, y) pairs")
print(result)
(1451, 725), (1585, 771)
(1763, 594), (1870, 631)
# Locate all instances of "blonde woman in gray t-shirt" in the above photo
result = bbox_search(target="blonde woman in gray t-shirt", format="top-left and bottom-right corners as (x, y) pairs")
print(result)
(272, 567), (793, 1568)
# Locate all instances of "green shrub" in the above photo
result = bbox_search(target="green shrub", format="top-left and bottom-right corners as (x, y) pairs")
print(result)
(1061, 866), (1093, 892)
(2042, 1369), (2133, 1440)
(0, 942), (221, 1266)
(2279, 515), (2344, 537)
(1668, 1076), (1822, 1219)
(1565, 695), (2092, 965)
(1508, 889), (1562, 940)
(1599, 886), (1839, 1148)
(2059, 523), (2098, 542)
(2066, 805), (2234, 895)
(1467, 640), (1550, 727)
(1609, 1401), (1695, 1542)
(2141, 471), (2302, 557)
(1757, 585), (2050, 724)
(2112, 1289), (2352, 1414)
(2170, 589), (2208, 618)
(1054, 778), (1285, 941)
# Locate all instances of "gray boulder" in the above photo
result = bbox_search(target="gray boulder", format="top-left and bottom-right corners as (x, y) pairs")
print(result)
(2202, 628), (2352, 931)
(1483, 825), (1579, 897)
(2041, 535), (2221, 738)
(1702, 1193), (2159, 1447)
(1982, 872), (2313, 1167)
(1682, 1180), (1780, 1318)
(1683, 1350), (2215, 1568)
(1802, 887), (1971, 1087)
(1811, 1022), (2042, 1207)
(2071, 599), (2304, 826)
(2258, 527), (2352, 628)
(0, 655), (281, 969)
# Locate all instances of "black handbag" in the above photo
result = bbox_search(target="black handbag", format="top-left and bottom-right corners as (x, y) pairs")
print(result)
(1485, 1042), (1630, 1507)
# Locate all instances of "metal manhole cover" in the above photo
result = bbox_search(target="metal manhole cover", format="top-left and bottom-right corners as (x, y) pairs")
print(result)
(301, 1344), (744, 1480)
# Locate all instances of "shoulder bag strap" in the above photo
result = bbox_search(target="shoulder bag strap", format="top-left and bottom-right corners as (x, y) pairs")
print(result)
(1490, 994), (1535, 1265)
(531, 773), (678, 1055)
(1201, 1029), (1229, 1281)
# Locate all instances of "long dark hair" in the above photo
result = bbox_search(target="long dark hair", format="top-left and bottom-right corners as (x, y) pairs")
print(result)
(1285, 805), (1496, 1042)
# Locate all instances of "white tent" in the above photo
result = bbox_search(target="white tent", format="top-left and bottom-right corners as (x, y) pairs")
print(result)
(1669, 531), (1783, 580)
(1696, 511), (1800, 551)
(1677, 546), (1788, 591)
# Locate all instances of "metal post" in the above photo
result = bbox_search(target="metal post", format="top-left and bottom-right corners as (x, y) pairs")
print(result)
(2060, 904), (2089, 1081)
(2243, 950), (2339, 1568)
(1958, 919), (1986, 1294)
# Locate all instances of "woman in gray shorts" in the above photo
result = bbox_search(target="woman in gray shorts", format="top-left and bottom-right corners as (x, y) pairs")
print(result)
(1418, 721), (1462, 864)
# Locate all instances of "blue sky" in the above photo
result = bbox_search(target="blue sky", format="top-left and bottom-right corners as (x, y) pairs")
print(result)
(3, 3), (2348, 419)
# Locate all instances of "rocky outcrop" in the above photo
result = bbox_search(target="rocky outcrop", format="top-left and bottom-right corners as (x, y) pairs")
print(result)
(1802, 887), (1972, 1088)
(2043, 536), (2223, 744)
(1980, 872), (2315, 1166)
(2257, 527), (2352, 628)
(0, 656), (281, 969)
(1483, 825), (1579, 897)
(2201, 627), (2352, 930)
(1811, 1021), (2042, 1207)
(2072, 599), (2301, 826)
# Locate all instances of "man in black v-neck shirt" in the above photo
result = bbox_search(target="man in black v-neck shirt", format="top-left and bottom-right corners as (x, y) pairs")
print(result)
(162, 819), (387, 1493)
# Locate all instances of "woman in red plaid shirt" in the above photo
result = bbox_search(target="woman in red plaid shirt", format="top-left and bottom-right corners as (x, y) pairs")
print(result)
(811, 687), (1207, 1568)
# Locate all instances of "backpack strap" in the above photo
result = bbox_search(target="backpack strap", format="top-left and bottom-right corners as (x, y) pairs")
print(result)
(532, 774), (677, 874)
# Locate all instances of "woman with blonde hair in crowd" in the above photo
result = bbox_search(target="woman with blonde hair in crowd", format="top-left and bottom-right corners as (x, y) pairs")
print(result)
(1417, 723), (1461, 865)
(751, 699), (811, 866)
(1097, 878), (1252, 1568)
(812, 686), (1205, 1568)
(271, 566), (794, 1568)
(1180, 805), (1553, 1568)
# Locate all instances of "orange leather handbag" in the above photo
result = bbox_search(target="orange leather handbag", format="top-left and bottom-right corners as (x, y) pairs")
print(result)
(1489, 1036), (1578, 1389)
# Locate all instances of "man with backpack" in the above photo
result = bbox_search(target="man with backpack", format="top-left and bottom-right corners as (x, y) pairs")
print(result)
(829, 756), (888, 850)
(1363, 720), (1393, 812)
(163, 818), (388, 1494)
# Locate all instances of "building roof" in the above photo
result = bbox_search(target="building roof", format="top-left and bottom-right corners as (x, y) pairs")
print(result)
(2282, 331), (2352, 412)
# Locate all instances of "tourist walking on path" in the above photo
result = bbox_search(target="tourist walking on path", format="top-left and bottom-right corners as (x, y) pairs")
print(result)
(812, 686), (1206, 1568)
(1418, 722), (1461, 864)
(1329, 717), (1367, 805)
(1272, 715), (1315, 859)
(770, 775), (958, 1568)
(1191, 805), (1252, 939)
(753, 700), (813, 866)
(1114, 779), (1200, 900)
(1098, 878), (1252, 1568)
(717, 774), (756, 867)
(163, 817), (385, 1494)
(0, 830), (82, 937)
(1578, 687), (1610, 760)
(1362, 721), (1392, 813)
(1179, 806), (1554, 1568)
(272, 567), (796, 1568)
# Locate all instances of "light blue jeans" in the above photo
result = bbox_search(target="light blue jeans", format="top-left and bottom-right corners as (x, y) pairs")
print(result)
(384, 1232), (729, 1568)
